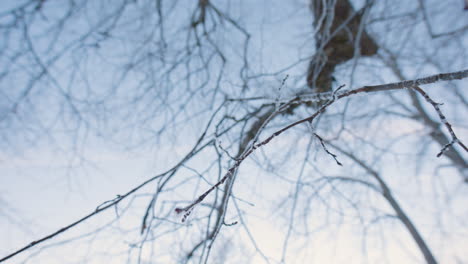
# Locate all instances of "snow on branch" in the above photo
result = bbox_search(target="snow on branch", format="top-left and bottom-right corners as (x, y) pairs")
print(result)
(411, 86), (468, 157)
(175, 69), (468, 221)
(1, 70), (467, 263)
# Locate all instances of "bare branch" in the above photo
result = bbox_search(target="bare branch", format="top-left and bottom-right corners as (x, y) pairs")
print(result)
(411, 86), (468, 157)
(175, 70), (468, 221)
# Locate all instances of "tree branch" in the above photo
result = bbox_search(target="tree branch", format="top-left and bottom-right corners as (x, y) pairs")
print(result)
(1, 69), (466, 263)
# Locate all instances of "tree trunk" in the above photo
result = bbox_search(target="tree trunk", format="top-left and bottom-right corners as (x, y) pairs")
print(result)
(307, 0), (378, 92)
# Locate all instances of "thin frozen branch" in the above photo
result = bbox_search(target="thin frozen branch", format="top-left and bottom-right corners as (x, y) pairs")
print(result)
(2, 70), (467, 262)
(411, 86), (468, 157)
(314, 133), (343, 166)
(175, 69), (468, 220)
(229, 69), (468, 105)
(338, 69), (468, 96)
(0, 101), (228, 263)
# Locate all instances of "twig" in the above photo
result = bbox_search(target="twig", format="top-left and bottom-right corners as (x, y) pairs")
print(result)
(175, 70), (468, 220)
(411, 86), (468, 157)
(2, 70), (467, 263)
(0, 101), (227, 263)
(314, 133), (343, 166)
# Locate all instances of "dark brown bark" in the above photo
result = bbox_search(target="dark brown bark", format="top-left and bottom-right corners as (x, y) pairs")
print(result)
(307, 0), (378, 92)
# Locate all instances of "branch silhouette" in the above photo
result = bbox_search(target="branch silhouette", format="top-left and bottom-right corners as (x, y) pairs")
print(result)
(1, 69), (467, 263)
